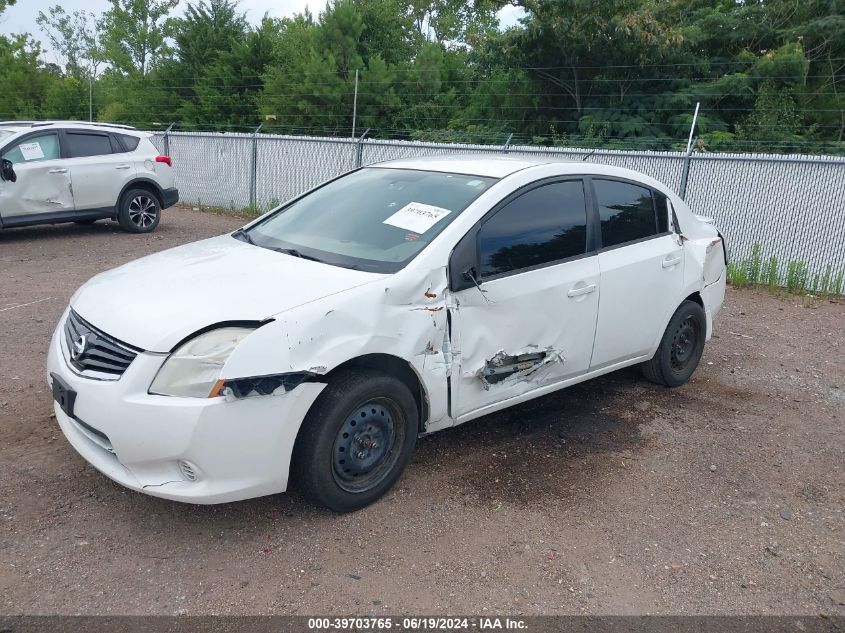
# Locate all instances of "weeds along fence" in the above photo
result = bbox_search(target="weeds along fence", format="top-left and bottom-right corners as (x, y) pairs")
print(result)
(150, 130), (845, 294)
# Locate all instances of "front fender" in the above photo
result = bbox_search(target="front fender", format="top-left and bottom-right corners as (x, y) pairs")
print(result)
(220, 265), (453, 427)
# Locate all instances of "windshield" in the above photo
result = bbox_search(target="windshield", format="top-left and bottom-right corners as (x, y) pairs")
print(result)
(243, 167), (496, 272)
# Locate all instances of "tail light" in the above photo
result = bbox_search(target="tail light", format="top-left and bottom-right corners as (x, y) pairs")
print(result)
(155, 155), (172, 167)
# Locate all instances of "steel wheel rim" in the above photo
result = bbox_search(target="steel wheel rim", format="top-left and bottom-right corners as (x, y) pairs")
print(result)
(670, 314), (700, 372)
(331, 398), (404, 493)
(128, 195), (158, 228)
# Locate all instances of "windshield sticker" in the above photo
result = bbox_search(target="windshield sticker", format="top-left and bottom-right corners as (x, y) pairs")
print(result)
(383, 202), (451, 234)
(466, 179), (485, 187)
(19, 142), (45, 161)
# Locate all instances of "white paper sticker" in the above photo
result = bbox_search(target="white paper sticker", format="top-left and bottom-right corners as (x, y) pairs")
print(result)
(383, 202), (451, 234)
(19, 142), (45, 161)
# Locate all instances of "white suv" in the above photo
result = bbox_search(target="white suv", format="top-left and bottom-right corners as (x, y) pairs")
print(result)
(0, 121), (177, 233)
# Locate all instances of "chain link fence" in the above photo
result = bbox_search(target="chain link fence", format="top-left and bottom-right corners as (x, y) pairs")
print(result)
(152, 130), (845, 292)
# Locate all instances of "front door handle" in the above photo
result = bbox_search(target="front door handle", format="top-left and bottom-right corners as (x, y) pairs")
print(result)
(48, 168), (67, 174)
(567, 283), (597, 298)
(115, 164), (131, 170)
(662, 255), (682, 268)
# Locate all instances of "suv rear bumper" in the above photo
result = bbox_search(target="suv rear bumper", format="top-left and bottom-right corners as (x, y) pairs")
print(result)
(162, 188), (179, 209)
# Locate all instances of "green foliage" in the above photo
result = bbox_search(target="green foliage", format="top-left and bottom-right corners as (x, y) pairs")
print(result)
(102, 0), (179, 76)
(765, 256), (779, 290)
(0, 0), (844, 152)
(786, 260), (809, 294)
(728, 243), (842, 297)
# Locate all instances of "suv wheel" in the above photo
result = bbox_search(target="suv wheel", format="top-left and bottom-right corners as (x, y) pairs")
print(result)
(641, 299), (706, 387)
(291, 369), (418, 512)
(118, 189), (161, 233)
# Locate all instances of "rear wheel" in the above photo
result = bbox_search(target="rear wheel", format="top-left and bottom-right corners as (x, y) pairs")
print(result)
(291, 369), (418, 512)
(118, 188), (161, 233)
(641, 299), (706, 387)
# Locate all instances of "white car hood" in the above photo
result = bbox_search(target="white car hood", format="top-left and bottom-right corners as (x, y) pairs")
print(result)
(71, 234), (383, 352)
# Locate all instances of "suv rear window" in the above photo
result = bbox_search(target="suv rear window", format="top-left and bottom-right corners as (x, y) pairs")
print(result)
(117, 134), (140, 151)
(65, 132), (114, 158)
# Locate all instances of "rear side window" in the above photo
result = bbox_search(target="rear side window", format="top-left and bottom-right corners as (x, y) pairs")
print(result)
(65, 132), (114, 158)
(117, 134), (140, 151)
(594, 179), (659, 248)
(2, 133), (61, 164)
(478, 180), (588, 278)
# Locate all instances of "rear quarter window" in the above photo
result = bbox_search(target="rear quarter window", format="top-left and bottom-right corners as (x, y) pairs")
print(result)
(117, 134), (141, 151)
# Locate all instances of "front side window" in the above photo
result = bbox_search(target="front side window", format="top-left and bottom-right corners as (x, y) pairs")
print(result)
(594, 179), (659, 248)
(478, 180), (589, 278)
(65, 132), (114, 158)
(2, 133), (61, 164)
(245, 168), (496, 273)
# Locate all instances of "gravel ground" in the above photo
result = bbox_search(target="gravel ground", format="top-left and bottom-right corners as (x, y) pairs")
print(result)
(0, 209), (843, 616)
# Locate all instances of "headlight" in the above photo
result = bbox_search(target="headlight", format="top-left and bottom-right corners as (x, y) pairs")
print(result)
(149, 327), (255, 398)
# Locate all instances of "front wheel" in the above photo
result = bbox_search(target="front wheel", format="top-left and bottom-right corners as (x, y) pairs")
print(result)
(291, 369), (418, 512)
(117, 189), (161, 233)
(641, 299), (706, 387)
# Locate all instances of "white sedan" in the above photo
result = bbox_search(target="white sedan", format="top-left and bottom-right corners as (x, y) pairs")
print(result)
(47, 157), (727, 512)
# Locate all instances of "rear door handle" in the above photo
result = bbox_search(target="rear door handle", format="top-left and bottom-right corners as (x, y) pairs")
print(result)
(115, 164), (131, 170)
(48, 168), (67, 174)
(662, 256), (682, 268)
(567, 283), (597, 298)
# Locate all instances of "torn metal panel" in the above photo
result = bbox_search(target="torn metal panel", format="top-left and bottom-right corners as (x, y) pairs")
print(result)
(220, 264), (454, 430)
(449, 255), (600, 419)
(477, 346), (564, 389)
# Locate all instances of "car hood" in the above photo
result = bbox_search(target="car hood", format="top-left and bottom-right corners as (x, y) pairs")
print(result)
(70, 234), (384, 352)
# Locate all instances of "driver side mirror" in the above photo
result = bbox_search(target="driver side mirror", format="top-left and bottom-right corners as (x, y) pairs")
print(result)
(1, 159), (16, 183)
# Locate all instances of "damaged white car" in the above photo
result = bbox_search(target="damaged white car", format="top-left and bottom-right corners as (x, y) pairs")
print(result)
(48, 157), (726, 511)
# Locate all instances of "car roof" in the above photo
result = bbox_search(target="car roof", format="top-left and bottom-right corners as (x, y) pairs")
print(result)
(373, 155), (669, 190)
(0, 121), (140, 134)
(375, 155), (543, 178)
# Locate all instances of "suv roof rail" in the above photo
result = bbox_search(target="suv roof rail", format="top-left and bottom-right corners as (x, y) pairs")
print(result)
(29, 120), (138, 131)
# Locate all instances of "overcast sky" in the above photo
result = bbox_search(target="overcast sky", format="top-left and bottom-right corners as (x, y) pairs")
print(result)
(1, 1), (526, 65)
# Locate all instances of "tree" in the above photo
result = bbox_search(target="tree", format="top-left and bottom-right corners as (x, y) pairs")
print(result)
(173, 0), (248, 77)
(102, 0), (179, 76)
(36, 7), (104, 80)
(0, 33), (50, 120)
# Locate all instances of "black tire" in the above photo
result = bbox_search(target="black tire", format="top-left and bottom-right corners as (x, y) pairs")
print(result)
(74, 218), (97, 225)
(117, 188), (161, 233)
(291, 369), (418, 512)
(641, 299), (706, 387)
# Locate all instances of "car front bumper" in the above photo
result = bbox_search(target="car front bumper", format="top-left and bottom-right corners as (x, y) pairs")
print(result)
(47, 310), (325, 504)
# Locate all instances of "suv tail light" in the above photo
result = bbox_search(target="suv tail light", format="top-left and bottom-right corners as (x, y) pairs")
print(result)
(155, 155), (172, 167)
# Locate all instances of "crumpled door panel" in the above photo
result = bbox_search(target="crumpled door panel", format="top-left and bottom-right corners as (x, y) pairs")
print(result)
(0, 163), (74, 217)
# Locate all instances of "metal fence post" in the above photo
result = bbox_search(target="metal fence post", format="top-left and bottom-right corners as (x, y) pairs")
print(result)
(249, 123), (263, 212)
(355, 128), (370, 168)
(678, 137), (696, 200)
(502, 133), (514, 154)
(162, 122), (175, 156)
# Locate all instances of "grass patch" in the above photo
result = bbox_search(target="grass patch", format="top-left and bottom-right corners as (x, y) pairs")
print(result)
(727, 242), (843, 298)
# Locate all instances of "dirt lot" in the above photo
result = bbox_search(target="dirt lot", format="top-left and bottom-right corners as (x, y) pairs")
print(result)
(0, 209), (843, 616)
